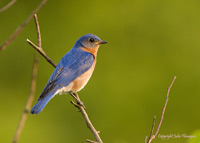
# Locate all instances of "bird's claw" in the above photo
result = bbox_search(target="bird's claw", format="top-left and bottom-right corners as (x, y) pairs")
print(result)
(69, 92), (86, 109)
(77, 100), (86, 109)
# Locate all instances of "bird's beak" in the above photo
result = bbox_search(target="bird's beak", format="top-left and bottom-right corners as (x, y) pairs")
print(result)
(99, 40), (108, 44)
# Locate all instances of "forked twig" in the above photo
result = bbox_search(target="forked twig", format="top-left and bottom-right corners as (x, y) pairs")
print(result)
(0, 0), (48, 51)
(26, 39), (57, 68)
(12, 54), (39, 143)
(27, 14), (56, 68)
(146, 76), (177, 143)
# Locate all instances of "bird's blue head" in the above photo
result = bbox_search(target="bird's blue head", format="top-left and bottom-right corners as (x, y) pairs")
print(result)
(74, 34), (107, 49)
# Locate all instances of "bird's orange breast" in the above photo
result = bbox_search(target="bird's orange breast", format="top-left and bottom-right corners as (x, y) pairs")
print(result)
(64, 59), (96, 93)
(72, 59), (96, 92)
(64, 46), (99, 93)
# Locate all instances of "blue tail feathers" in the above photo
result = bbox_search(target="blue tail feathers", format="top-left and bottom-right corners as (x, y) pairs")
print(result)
(31, 92), (56, 114)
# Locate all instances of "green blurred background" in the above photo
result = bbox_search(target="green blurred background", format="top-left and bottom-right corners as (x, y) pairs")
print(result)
(1, 0), (200, 143)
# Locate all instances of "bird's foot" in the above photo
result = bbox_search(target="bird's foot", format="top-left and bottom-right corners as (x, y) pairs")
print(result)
(69, 92), (86, 109)
(77, 100), (86, 109)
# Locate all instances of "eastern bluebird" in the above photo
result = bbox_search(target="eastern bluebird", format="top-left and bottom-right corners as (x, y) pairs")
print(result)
(31, 34), (107, 114)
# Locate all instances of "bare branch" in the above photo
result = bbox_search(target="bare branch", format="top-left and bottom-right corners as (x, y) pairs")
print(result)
(154, 76), (176, 135)
(12, 13), (42, 143)
(0, 0), (17, 13)
(26, 14), (57, 68)
(27, 14), (103, 143)
(26, 39), (57, 68)
(146, 76), (177, 143)
(12, 54), (39, 143)
(33, 14), (41, 48)
(0, 0), (48, 51)
(69, 92), (103, 143)
(146, 116), (156, 143)
(86, 139), (98, 143)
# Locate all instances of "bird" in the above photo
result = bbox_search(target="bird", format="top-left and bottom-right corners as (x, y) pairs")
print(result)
(31, 34), (107, 114)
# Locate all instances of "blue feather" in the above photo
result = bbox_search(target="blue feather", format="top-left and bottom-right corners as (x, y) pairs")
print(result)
(31, 48), (94, 114)
(31, 91), (56, 114)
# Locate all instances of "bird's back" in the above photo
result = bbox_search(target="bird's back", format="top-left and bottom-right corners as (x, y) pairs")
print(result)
(39, 47), (95, 100)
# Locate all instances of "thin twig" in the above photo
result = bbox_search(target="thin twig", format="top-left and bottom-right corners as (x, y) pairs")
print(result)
(27, 14), (57, 68)
(69, 93), (103, 143)
(146, 76), (177, 143)
(26, 39), (57, 68)
(0, 0), (48, 51)
(12, 54), (39, 143)
(145, 136), (148, 143)
(12, 13), (42, 143)
(33, 14), (41, 48)
(0, 0), (17, 13)
(86, 139), (98, 143)
(146, 116), (156, 143)
(27, 14), (103, 143)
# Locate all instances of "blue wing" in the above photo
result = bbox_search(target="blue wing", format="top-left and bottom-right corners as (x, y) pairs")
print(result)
(31, 48), (94, 114)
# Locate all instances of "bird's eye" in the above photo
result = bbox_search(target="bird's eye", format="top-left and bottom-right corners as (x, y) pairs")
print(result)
(89, 38), (95, 42)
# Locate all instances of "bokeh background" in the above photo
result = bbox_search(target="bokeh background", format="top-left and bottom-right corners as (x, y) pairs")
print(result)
(1, 0), (200, 143)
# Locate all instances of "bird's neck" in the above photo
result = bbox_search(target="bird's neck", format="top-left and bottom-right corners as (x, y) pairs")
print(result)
(80, 46), (99, 58)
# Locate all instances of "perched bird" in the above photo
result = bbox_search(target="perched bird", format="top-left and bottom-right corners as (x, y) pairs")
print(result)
(31, 34), (107, 114)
